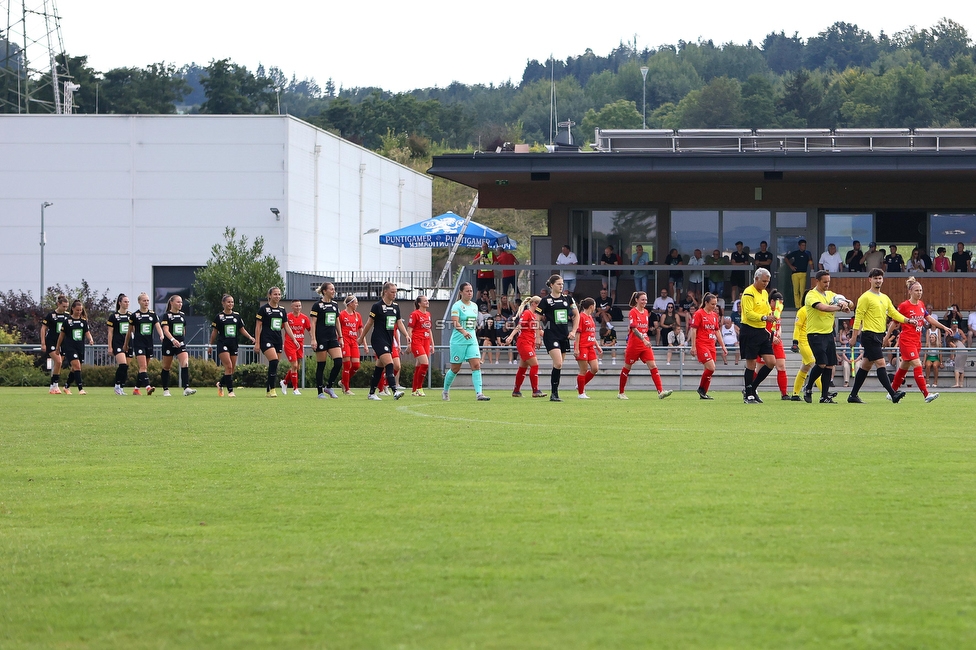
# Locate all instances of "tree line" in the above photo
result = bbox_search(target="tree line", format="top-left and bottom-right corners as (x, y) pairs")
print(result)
(2, 19), (976, 149)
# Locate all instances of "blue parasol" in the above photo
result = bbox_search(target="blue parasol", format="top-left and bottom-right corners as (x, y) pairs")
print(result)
(378, 212), (517, 250)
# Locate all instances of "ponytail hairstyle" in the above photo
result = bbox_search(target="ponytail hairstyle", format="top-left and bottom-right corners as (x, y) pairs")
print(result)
(906, 276), (920, 294)
(56, 294), (69, 307)
(381, 281), (397, 294)
(316, 282), (333, 297)
(166, 294), (181, 313)
(629, 291), (647, 308)
(69, 299), (88, 320)
(268, 286), (282, 298)
(546, 274), (562, 287)
(414, 295), (426, 309)
(515, 295), (540, 319)
(221, 294), (234, 310)
(579, 297), (595, 311)
(115, 293), (127, 312)
(702, 292), (715, 308)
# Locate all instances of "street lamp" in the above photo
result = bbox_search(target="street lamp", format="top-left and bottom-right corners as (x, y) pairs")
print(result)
(40, 201), (53, 303)
(640, 66), (649, 129)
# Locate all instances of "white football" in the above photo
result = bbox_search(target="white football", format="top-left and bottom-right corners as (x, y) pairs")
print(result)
(831, 294), (848, 306)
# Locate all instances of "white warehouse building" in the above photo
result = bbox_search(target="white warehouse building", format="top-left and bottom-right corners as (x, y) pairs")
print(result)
(0, 114), (432, 306)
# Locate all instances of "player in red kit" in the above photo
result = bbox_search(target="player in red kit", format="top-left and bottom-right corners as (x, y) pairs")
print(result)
(338, 296), (363, 395)
(688, 292), (727, 399)
(408, 295), (433, 396)
(618, 291), (672, 400)
(756, 289), (790, 399)
(283, 300), (311, 395)
(574, 297), (603, 398)
(505, 295), (546, 397)
(887, 276), (952, 402)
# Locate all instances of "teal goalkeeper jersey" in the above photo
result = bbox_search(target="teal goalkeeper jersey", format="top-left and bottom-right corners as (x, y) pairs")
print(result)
(451, 300), (478, 344)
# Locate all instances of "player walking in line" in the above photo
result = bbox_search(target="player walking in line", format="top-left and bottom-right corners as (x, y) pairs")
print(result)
(536, 274), (579, 402)
(282, 299), (310, 395)
(107, 294), (131, 395)
(442, 282), (490, 402)
(408, 295), (433, 397)
(338, 296), (363, 395)
(55, 300), (95, 395)
(128, 292), (164, 396)
(799, 271), (852, 404)
(790, 291), (822, 400)
(885, 276), (952, 402)
(358, 282), (410, 401)
(761, 290), (791, 400)
(506, 295), (546, 398)
(847, 269), (910, 404)
(160, 295), (196, 397)
(254, 287), (298, 398)
(739, 268), (778, 403)
(688, 292), (727, 399)
(618, 291), (673, 401)
(309, 282), (344, 399)
(209, 294), (254, 398)
(40, 294), (70, 394)
(574, 297), (602, 399)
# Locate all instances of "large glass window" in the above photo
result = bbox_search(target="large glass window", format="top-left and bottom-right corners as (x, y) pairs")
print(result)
(930, 213), (976, 258)
(723, 211), (771, 255)
(824, 213), (873, 260)
(670, 210), (719, 259)
(776, 212), (807, 228)
(580, 209), (658, 263)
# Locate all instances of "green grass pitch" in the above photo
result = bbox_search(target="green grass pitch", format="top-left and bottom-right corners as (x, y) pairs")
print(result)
(2, 385), (975, 648)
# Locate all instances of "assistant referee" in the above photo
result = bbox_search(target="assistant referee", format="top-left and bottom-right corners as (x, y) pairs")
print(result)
(847, 268), (910, 403)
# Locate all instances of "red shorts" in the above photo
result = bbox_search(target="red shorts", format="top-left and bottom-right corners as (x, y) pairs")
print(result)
(411, 339), (432, 358)
(343, 341), (360, 360)
(577, 346), (598, 361)
(284, 341), (303, 362)
(391, 345), (400, 359)
(625, 345), (655, 365)
(900, 343), (921, 361)
(517, 341), (536, 359)
(696, 346), (716, 364)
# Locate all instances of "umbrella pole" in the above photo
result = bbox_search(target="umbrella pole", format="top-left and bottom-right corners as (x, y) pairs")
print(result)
(433, 193), (479, 290)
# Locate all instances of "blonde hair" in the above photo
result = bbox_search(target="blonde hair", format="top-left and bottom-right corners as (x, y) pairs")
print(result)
(906, 276), (920, 293)
(515, 295), (541, 319)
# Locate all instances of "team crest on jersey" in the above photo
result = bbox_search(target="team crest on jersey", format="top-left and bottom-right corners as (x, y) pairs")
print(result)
(453, 355), (461, 362)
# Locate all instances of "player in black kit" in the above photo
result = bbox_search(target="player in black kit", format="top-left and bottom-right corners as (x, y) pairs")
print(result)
(39, 294), (69, 394)
(160, 294), (196, 397)
(107, 293), (131, 395)
(254, 286), (298, 398)
(127, 292), (164, 396)
(56, 299), (95, 395)
(209, 294), (255, 398)
(309, 281), (345, 399)
(534, 274), (579, 401)
(358, 282), (411, 400)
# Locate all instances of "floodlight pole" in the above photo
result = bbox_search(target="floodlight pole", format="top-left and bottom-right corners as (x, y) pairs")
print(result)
(40, 201), (53, 303)
(433, 193), (479, 291)
(640, 66), (649, 129)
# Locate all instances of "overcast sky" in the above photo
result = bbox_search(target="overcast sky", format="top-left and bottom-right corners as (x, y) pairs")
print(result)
(56, 1), (976, 92)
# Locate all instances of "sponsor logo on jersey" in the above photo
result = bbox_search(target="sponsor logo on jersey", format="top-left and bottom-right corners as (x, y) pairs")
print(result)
(271, 317), (283, 331)
(72, 329), (83, 341)
(324, 313), (336, 326)
(554, 309), (569, 324)
(174, 323), (184, 336)
(385, 316), (397, 330)
(140, 323), (152, 335)
(225, 324), (237, 338)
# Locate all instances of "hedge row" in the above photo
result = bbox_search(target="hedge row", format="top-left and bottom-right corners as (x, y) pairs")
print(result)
(0, 352), (444, 389)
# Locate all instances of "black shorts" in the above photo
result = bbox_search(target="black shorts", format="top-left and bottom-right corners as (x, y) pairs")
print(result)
(162, 340), (186, 357)
(45, 341), (59, 354)
(371, 338), (393, 355)
(739, 324), (773, 359)
(543, 332), (570, 353)
(217, 341), (239, 356)
(61, 345), (83, 361)
(501, 276), (516, 294)
(132, 344), (154, 358)
(860, 331), (885, 362)
(316, 339), (341, 352)
(476, 276), (496, 292)
(807, 332), (837, 366)
(112, 346), (134, 357)
(260, 335), (283, 353)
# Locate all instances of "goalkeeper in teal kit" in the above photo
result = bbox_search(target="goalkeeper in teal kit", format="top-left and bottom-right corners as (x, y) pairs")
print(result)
(443, 282), (491, 401)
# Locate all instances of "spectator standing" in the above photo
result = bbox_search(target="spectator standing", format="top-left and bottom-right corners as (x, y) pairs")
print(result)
(906, 248), (926, 273)
(687, 248), (706, 297)
(933, 247), (950, 272)
(705, 248), (729, 298)
(753, 241), (773, 276)
(729, 241), (751, 302)
(599, 245), (622, 304)
(819, 243), (844, 273)
(884, 245), (905, 273)
(784, 239), (813, 309)
(862, 242), (884, 272)
(473, 243), (496, 301)
(952, 242), (972, 272)
(919, 246), (933, 271)
(665, 248), (684, 298)
(632, 244), (650, 295)
(494, 246), (519, 298)
(846, 240), (866, 272)
(555, 245), (578, 294)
